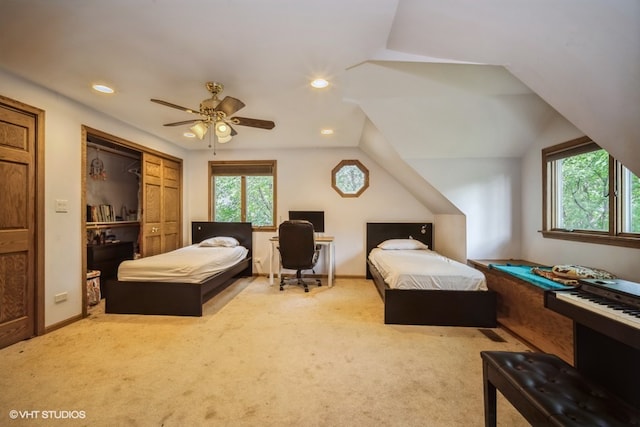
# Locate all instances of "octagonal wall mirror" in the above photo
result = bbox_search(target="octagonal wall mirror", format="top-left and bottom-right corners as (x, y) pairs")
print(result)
(332, 159), (369, 197)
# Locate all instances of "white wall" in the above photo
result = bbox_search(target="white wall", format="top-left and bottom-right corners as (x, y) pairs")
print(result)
(185, 147), (434, 277)
(521, 115), (640, 282)
(407, 157), (522, 260)
(0, 70), (188, 327)
(432, 214), (467, 262)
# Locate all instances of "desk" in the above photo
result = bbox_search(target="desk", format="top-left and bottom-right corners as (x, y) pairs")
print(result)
(269, 236), (334, 287)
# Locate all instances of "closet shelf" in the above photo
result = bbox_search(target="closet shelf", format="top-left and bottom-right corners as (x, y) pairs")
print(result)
(87, 221), (140, 230)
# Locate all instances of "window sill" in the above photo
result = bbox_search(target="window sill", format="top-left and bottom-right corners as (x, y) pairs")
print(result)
(541, 230), (640, 249)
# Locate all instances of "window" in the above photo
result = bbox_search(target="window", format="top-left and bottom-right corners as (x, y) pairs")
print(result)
(209, 160), (276, 230)
(331, 159), (369, 197)
(542, 137), (640, 248)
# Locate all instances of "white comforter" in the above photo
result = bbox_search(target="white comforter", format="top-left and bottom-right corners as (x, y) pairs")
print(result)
(118, 244), (248, 283)
(368, 248), (487, 291)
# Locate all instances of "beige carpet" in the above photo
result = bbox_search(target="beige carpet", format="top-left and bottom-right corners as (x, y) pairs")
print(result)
(0, 277), (530, 427)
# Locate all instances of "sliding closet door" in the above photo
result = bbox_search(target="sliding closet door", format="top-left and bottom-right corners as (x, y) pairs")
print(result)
(0, 97), (43, 348)
(161, 158), (181, 252)
(141, 153), (181, 257)
(142, 153), (162, 256)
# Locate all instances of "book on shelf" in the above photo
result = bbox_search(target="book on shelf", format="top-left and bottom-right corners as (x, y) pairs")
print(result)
(87, 204), (116, 223)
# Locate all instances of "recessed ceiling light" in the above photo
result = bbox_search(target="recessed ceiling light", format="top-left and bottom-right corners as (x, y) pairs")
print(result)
(310, 78), (329, 89)
(320, 129), (334, 135)
(183, 132), (196, 138)
(92, 84), (114, 94)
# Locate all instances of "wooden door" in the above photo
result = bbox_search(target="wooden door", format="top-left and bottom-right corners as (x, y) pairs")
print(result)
(0, 98), (41, 348)
(162, 158), (181, 252)
(142, 153), (163, 257)
(141, 153), (181, 257)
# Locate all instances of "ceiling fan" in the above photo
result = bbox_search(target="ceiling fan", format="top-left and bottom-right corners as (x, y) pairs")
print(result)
(151, 81), (275, 143)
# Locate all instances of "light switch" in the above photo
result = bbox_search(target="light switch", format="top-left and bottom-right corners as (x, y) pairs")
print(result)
(55, 199), (69, 213)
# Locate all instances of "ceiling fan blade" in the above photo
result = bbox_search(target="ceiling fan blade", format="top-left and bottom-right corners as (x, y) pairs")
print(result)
(232, 117), (276, 130)
(163, 119), (200, 127)
(215, 96), (245, 117)
(151, 99), (199, 114)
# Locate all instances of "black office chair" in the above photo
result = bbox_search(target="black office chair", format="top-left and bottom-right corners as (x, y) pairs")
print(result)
(277, 220), (322, 292)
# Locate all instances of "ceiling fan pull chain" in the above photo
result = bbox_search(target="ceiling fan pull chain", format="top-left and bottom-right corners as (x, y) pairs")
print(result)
(209, 130), (217, 156)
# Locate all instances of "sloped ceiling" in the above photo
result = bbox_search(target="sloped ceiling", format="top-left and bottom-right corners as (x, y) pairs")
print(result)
(346, 61), (558, 159)
(386, 0), (640, 173)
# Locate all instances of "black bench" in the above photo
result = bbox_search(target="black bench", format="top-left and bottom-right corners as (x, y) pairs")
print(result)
(481, 351), (640, 427)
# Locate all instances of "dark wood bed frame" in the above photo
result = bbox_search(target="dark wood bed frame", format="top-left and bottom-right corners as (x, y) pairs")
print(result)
(105, 221), (253, 316)
(366, 222), (496, 327)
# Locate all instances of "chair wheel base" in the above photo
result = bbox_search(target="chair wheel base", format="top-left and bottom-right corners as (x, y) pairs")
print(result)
(279, 277), (322, 292)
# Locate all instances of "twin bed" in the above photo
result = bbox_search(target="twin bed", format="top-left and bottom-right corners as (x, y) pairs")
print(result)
(366, 222), (496, 327)
(105, 221), (252, 316)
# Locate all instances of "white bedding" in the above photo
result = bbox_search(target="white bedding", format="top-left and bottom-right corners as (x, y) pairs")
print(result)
(368, 247), (487, 291)
(117, 244), (248, 283)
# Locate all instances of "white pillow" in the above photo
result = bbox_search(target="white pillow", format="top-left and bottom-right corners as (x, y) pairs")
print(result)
(377, 239), (428, 250)
(199, 236), (239, 248)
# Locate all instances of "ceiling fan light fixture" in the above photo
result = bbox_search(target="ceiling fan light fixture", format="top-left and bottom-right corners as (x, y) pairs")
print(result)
(189, 121), (209, 140)
(152, 81), (275, 145)
(217, 134), (232, 144)
(215, 120), (232, 138)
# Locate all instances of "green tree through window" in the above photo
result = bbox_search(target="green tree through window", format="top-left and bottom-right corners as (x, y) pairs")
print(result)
(214, 176), (241, 222)
(246, 176), (273, 225)
(558, 149), (609, 231)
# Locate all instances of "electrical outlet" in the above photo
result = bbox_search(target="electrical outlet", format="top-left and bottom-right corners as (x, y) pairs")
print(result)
(54, 292), (68, 303)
